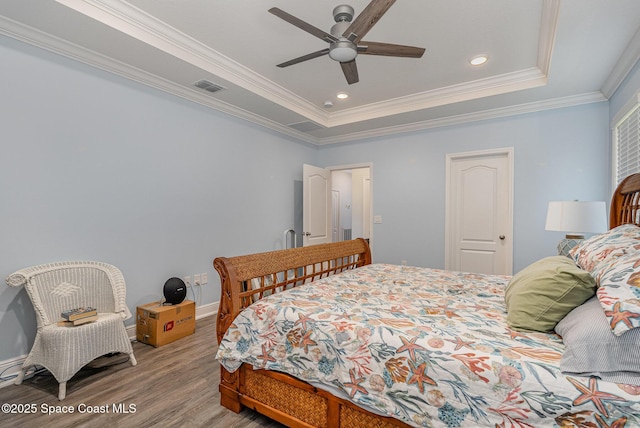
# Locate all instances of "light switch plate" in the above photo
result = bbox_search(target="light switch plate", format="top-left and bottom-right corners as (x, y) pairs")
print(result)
(374, 215), (383, 224)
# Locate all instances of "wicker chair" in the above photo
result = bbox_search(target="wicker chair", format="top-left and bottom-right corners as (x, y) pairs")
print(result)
(6, 261), (137, 400)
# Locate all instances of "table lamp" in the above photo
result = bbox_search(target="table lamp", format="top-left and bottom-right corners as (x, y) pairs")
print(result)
(545, 200), (607, 256)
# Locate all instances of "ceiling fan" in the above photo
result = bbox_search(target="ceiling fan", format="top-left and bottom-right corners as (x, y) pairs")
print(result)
(268, 0), (425, 85)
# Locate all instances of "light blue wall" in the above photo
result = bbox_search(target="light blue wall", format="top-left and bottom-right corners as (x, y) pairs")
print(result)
(318, 103), (611, 271)
(0, 36), (317, 361)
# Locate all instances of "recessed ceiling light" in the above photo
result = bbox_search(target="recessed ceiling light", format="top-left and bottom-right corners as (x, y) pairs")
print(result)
(470, 55), (488, 66)
(336, 92), (349, 100)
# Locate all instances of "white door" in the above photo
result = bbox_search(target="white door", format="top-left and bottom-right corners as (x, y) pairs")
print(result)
(445, 149), (513, 275)
(303, 164), (332, 246)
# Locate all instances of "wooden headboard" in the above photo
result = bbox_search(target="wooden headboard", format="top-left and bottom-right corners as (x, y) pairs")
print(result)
(611, 173), (640, 228)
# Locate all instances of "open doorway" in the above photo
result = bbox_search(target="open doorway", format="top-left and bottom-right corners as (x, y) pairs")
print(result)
(295, 163), (372, 248)
(331, 167), (371, 243)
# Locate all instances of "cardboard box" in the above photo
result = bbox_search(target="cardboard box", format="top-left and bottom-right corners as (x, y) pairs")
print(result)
(136, 300), (195, 347)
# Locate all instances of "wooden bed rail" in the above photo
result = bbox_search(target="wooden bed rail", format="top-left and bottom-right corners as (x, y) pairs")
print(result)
(213, 238), (371, 345)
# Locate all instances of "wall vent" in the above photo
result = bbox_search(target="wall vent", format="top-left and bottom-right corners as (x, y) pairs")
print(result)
(342, 228), (352, 240)
(193, 79), (225, 93)
(288, 121), (324, 132)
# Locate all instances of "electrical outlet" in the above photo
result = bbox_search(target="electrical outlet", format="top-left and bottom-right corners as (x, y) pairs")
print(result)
(201, 272), (208, 284)
(194, 274), (201, 286)
(183, 275), (191, 287)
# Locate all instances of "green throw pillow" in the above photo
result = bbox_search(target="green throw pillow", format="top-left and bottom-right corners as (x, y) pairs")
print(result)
(505, 256), (596, 332)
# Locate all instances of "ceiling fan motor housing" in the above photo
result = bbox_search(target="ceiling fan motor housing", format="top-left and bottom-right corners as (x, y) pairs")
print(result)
(330, 20), (351, 38)
(333, 5), (354, 22)
(329, 16), (357, 62)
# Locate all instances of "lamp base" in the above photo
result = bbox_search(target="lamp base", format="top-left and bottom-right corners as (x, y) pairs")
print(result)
(557, 237), (584, 257)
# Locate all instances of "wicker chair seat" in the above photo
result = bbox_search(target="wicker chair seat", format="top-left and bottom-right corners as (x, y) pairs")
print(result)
(30, 313), (133, 382)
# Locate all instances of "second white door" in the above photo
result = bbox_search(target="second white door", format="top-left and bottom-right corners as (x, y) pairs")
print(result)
(445, 149), (513, 275)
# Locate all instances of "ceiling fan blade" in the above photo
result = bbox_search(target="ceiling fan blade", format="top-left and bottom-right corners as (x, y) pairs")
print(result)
(269, 7), (338, 43)
(343, 0), (396, 43)
(357, 41), (425, 58)
(340, 60), (359, 85)
(277, 48), (330, 68)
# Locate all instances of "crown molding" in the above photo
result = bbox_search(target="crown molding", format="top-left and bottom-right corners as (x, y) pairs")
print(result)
(538, 0), (561, 75)
(55, 0), (330, 124)
(601, 26), (640, 99)
(327, 67), (547, 127)
(0, 14), (320, 146)
(317, 92), (607, 146)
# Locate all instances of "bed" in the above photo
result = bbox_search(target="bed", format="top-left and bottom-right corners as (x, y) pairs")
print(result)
(214, 173), (640, 428)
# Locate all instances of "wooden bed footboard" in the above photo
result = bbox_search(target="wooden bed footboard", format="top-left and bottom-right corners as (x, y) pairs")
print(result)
(214, 238), (371, 345)
(213, 239), (410, 427)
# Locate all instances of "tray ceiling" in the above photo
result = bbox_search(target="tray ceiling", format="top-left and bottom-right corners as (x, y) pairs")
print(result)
(1, 0), (640, 144)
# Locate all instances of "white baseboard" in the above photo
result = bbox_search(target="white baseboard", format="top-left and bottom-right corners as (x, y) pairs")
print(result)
(0, 355), (28, 389)
(0, 301), (219, 389)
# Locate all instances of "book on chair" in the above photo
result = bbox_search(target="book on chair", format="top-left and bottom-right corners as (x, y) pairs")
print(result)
(69, 314), (98, 325)
(61, 306), (97, 321)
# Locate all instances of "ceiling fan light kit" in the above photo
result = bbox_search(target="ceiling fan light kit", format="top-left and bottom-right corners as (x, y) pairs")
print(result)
(269, 0), (425, 84)
(329, 40), (358, 62)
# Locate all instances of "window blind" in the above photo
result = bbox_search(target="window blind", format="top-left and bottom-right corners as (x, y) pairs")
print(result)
(616, 103), (640, 185)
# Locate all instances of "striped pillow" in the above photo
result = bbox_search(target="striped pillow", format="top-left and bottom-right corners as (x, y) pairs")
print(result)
(555, 297), (640, 385)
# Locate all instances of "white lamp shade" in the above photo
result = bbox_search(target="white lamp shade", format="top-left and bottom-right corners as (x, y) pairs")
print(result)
(545, 201), (607, 234)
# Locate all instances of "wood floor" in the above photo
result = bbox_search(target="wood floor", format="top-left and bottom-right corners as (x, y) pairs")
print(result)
(0, 316), (285, 428)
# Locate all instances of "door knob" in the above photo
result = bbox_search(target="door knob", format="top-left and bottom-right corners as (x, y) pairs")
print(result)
(499, 235), (505, 240)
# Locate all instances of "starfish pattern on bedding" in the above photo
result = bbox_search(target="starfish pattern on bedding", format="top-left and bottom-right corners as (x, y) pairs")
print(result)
(568, 377), (625, 418)
(605, 302), (640, 330)
(407, 360), (437, 393)
(446, 336), (476, 351)
(344, 368), (368, 398)
(334, 312), (352, 320)
(295, 312), (315, 330)
(396, 335), (426, 362)
(299, 330), (317, 353)
(256, 343), (276, 365)
(432, 303), (462, 318)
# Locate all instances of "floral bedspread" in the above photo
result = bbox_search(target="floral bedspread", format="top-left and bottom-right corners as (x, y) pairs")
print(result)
(216, 264), (640, 427)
